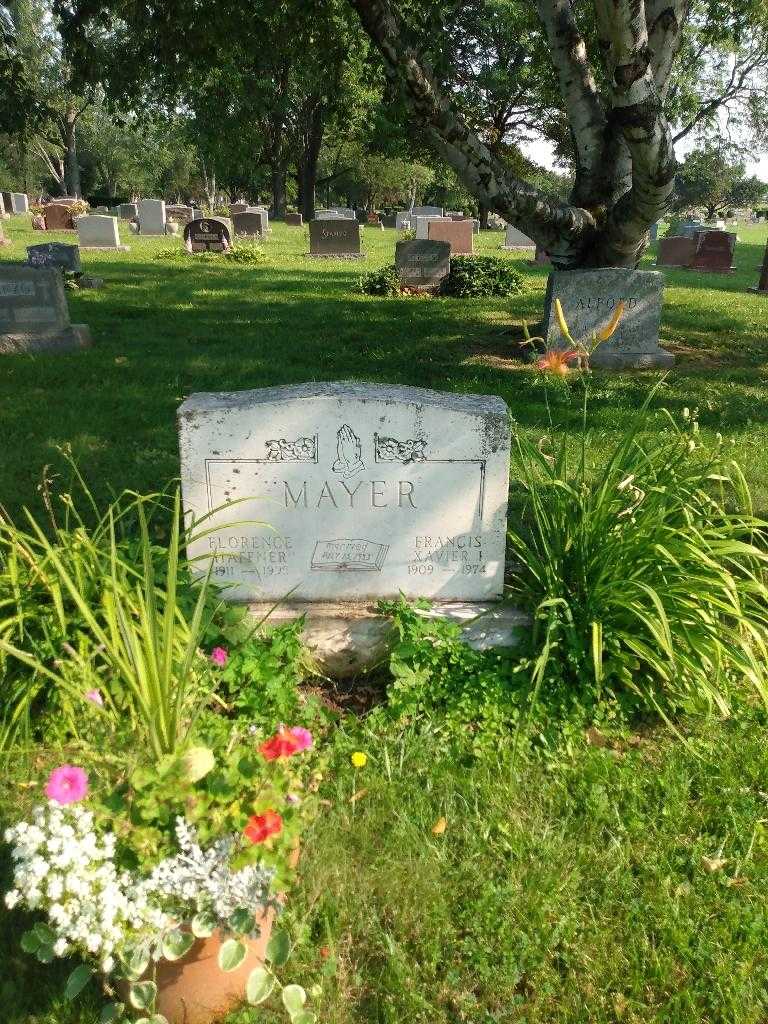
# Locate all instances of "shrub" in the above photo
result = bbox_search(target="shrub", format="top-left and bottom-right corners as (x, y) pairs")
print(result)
(358, 264), (400, 296)
(223, 241), (265, 264)
(153, 243), (265, 265)
(507, 386), (768, 716)
(440, 254), (524, 298)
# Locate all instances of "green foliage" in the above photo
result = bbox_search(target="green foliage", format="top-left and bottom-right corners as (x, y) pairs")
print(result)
(440, 254), (524, 297)
(507, 386), (768, 715)
(153, 243), (266, 265)
(222, 241), (266, 264)
(357, 263), (400, 295)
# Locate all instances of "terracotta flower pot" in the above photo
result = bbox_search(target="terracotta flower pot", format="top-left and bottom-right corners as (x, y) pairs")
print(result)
(144, 907), (276, 1024)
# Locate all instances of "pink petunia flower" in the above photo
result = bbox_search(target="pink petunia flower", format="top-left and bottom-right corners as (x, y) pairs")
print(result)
(45, 765), (89, 805)
(289, 726), (313, 752)
(210, 646), (228, 667)
(85, 689), (103, 706)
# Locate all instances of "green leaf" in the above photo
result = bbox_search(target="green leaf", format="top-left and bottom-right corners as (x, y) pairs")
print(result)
(32, 922), (55, 946)
(229, 909), (255, 935)
(191, 912), (216, 938)
(64, 964), (93, 1001)
(266, 929), (291, 967)
(36, 943), (55, 963)
(282, 984), (307, 1015)
(99, 1004), (125, 1023)
(162, 929), (194, 962)
(20, 929), (41, 954)
(291, 1013), (317, 1024)
(129, 980), (157, 1011)
(246, 966), (275, 1005)
(217, 938), (247, 972)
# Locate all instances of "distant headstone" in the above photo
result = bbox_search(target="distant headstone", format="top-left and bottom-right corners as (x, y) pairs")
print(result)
(543, 268), (673, 370)
(308, 218), (362, 258)
(333, 207), (355, 220)
(0, 266), (91, 354)
(749, 240), (768, 294)
(395, 239), (451, 291)
(184, 217), (233, 252)
(7, 193), (29, 214)
(415, 215), (450, 239)
(27, 242), (81, 272)
(43, 203), (76, 231)
(77, 215), (128, 250)
(656, 236), (696, 268)
(380, 214), (396, 229)
(427, 218), (473, 254)
(229, 203), (249, 216)
(232, 211), (266, 238)
(166, 205), (195, 227)
(649, 223), (659, 243)
(503, 225), (536, 249)
(249, 207), (269, 233)
(411, 205), (443, 217)
(395, 211), (412, 231)
(138, 198), (167, 235)
(677, 220), (707, 238)
(178, 382), (510, 602)
(285, 213), (303, 227)
(118, 203), (138, 220)
(689, 230), (735, 273)
(0, 193), (9, 215)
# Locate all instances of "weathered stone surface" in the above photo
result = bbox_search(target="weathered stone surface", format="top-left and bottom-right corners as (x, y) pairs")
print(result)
(285, 213), (303, 226)
(427, 218), (473, 253)
(166, 205), (195, 226)
(77, 215), (127, 250)
(690, 230), (735, 273)
(308, 218), (361, 257)
(411, 205), (443, 217)
(178, 382), (510, 602)
(183, 217), (233, 252)
(247, 600), (528, 677)
(229, 203), (248, 216)
(395, 211), (412, 230)
(4, 193), (29, 214)
(138, 198), (166, 234)
(395, 239), (451, 290)
(656, 235), (696, 267)
(43, 203), (76, 231)
(117, 203), (138, 220)
(503, 225), (536, 249)
(415, 215), (449, 239)
(232, 211), (266, 237)
(0, 267), (91, 354)
(27, 242), (81, 272)
(543, 268), (673, 370)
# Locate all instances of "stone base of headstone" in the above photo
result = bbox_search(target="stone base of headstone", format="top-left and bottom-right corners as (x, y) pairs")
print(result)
(0, 324), (92, 355)
(78, 276), (104, 289)
(79, 244), (130, 252)
(248, 600), (529, 678)
(304, 252), (365, 260)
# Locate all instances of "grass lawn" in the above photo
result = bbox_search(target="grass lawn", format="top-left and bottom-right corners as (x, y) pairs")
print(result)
(2, 217), (768, 1024)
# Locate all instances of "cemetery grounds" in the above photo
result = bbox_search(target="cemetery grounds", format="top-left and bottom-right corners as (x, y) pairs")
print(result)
(1, 217), (768, 1023)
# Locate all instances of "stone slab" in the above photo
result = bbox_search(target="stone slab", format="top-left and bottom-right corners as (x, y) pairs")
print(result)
(247, 600), (528, 677)
(415, 215), (449, 239)
(411, 205), (443, 217)
(0, 266), (91, 354)
(503, 225), (536, 249)
(77, 214), (122, 249)
(27, 242), (81, 272)
(138, 198), (166, 234)
(543, 268), (673, 370)
(689, 230), (735, 273)
(285, 213), (303, 227)
(395, 239), (451, 290)
(656, 235), (696, 267)
(309, 218), (361, 256)
(43, 203), (76, 231)
(427, 218), (473, 253)
(178, 382), (511, 603)
(232, 211), (266, 237)
(184, 217), (233, 252)
(118, 203), (138, 220)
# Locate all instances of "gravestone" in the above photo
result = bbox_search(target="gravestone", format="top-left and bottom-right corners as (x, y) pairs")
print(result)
(184, 217), (233, 252)
(0, 266), (91, 354)
(7, 193), (29, 214)
(395, 239), (450, 291)
(232, 211), (266, 238)
(415, 215), (449, 240)
(138, 198), (167, 235)
(543, 268), (673, 370)
(308, 218), (362, 258)
(689, 230), (735, 273)
(749, 240), (768, 294)
(27, 242), (81, 273)
(178, 382), (510, 604)
(285, 213), (303, 227)
(503, 225), (536, 249)
(411, 205), (443, 217)
(533, 246), (551, 265)
(77, 215), (129, 250)
(380, 214), (396, 228)
(43, 203), (76, 231)
(166, 205), (195, 227)
(656, 235), (696, 267)
(395, 211), (412, 230)
(427, 218), (473, 254)
(649, 223), (659, 243)
(229, 203), (249, 216)
(249, 207), (269, 233)
(118, 203), (138, 220)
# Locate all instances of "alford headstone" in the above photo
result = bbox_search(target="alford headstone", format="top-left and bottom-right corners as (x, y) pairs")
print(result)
(27, 242), (81, 273)
(0, 267), (91, 354)
(427, 218), (473, 254)
(184, 217), (233, 252)
(543, 268), (673, 370)
(138, 199), (167, 235)
(178, 382), (510, 602)
(690, 230), (735, 273)
(77, 215), (129, 250)
(395, 239), (451, 291)
(308, 218), (362, 258)
(503, 225), (536, 249)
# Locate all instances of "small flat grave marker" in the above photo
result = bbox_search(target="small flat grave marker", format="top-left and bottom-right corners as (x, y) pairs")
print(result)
(178, 382), (510, 602)
(395, 239), (450, 291)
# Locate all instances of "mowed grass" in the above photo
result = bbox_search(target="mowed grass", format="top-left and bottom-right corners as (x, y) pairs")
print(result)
(0, 217), (766, 517)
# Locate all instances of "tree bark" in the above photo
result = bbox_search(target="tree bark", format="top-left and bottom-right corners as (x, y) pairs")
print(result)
(62, 107), (81, 197)
(300, 100), (324, 222)
(271, 165), (287, 219)
(349, 0), (681, 269)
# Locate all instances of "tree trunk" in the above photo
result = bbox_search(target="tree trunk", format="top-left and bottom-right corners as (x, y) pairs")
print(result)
(478, 202), (489, 229)
(349, 0), (682, 270)
(300, 101), (324, 223)
(63, 108), (81, 198)
(271, 166), (287, 219)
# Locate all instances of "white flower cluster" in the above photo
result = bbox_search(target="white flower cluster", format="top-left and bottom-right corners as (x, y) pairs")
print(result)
(146, 818), (276, 929)
(4, 802), (169, 973)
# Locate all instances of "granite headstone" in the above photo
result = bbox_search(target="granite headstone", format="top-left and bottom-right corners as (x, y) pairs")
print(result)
(0, 266), (91, 354)
(395, 239), (451, 291)
(308, 219), (362, 257)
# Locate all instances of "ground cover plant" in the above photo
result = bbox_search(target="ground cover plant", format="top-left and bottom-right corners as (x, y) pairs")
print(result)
(2, 218), (768, 1023)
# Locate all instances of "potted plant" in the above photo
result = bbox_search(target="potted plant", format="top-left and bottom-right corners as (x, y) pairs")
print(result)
(3, 719), (321, 1024)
